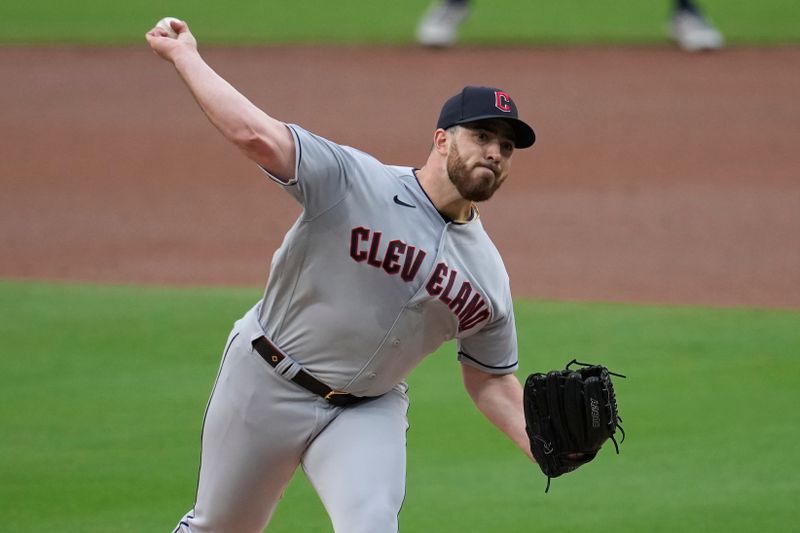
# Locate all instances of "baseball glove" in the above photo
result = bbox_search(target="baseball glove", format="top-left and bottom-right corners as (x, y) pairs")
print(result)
(523, 359), (625, 492)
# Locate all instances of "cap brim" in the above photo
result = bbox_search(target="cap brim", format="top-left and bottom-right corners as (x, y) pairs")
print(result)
(452, 115), (536, 149)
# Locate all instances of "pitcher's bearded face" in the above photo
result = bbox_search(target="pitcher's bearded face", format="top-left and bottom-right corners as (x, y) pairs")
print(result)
(446, 121), (514, 202)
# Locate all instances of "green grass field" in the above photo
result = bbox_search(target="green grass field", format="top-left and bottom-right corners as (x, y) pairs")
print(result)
(1, 281), (797, 532)
(0, 0), (798, 44)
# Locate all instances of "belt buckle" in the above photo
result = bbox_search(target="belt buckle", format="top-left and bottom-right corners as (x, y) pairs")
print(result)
(324, 390), (350, 401)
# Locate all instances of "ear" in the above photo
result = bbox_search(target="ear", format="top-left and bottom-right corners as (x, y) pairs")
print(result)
(433, 128), (450, 156)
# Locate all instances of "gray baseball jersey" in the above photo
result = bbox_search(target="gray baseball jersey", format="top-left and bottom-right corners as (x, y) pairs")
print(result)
(175, 124), (518, 533)
(259, 124), (518, 394)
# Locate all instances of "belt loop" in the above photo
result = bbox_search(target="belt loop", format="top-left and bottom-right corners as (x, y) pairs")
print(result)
(274, 357), (300, 379)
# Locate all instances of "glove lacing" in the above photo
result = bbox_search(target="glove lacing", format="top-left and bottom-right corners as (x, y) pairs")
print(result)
(566, 358), (627, 378)
(565, 360), (627, 454)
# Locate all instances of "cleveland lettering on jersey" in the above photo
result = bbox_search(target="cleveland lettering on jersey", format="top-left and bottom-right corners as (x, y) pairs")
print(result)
(350, 226), (427, 282)
(425, 262), (490, 331)
(350, 226), (489, 331)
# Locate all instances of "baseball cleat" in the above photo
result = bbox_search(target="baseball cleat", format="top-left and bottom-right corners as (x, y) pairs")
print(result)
(416, 0), (471, 47)
(669, 9), (724, 52)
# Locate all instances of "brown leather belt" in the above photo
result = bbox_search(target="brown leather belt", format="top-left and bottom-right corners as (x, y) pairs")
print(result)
(252, 336), (367, 407)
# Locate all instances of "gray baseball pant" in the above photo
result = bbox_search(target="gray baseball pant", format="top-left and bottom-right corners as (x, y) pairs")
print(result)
(173, 307), (410, 532)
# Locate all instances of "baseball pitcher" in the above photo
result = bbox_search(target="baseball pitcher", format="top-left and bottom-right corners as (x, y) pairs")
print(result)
(146, 17), (621, 533)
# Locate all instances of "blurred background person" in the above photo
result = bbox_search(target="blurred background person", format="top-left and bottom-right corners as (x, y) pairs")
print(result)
(416, 0), (724, 52)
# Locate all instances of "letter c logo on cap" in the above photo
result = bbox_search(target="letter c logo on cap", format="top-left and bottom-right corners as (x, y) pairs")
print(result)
(495, 91), (512, 112)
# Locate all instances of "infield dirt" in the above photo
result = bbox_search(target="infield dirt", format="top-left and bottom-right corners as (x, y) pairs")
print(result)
(1, 46), (798, 308)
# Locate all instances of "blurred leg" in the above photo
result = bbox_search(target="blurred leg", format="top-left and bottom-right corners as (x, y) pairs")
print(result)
(416, 0), (472, 47)
(669, 0), (724, 51)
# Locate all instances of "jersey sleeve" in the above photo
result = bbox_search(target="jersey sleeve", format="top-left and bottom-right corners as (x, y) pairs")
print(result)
(259, 124), (351, 218)
(456, 291), (519, 374)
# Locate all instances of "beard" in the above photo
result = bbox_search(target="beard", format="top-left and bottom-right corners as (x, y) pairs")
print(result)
(446, 143), (504, 202)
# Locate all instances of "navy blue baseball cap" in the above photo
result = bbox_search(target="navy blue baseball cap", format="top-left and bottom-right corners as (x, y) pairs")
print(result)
(436, 86), (536, 149)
